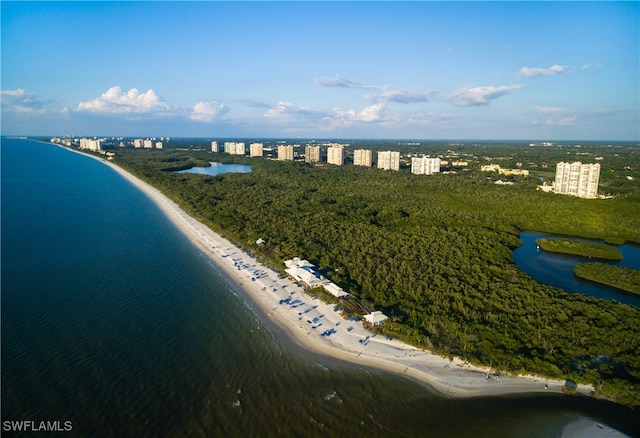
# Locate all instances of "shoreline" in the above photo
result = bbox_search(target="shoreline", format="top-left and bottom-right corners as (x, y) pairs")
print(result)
(56, 144), (595, 399)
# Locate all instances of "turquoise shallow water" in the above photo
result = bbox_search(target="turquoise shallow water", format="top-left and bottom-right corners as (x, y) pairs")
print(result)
(2, 139), (638, 437)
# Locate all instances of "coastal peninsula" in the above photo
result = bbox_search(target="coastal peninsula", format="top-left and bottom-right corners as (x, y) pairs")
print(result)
(52, 141), (640, 407)
(98, 154), (591, 398)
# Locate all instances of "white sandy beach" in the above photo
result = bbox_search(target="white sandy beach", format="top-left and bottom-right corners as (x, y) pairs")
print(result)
(76, 148), (594, 399)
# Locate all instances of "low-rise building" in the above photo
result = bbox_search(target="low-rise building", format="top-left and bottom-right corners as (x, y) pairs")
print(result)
(500, 168), (528, 176)
(481, 164), (501, 172)
(284, 258), (348, 298)
(481, 164), (529, 176)
(323, 282), (347, 298)
(364, 311), (388, 326)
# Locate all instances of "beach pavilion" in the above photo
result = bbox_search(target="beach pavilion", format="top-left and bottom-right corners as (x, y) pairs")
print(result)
(284, 257), (349, 298)
(364, 311), (388, 327)
(323, 282), (348, 298)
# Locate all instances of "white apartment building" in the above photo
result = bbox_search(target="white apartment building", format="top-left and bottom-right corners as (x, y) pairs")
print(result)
(133, 139), (143, 148)
(554, 162), (601, 199)
(224, 142), (246, 155)
(51, 138), (72, 146)
(143, 139), (153, 149)
(250, 143), (264, 157)
(411, 156), (440, 175)
(377, 150), (400, 171)
(305, 145), (321, 163)
(353, 149), (373, 167)
(211, 141), (220, 152)
(235, 143), (246, 155)
(327, 145), (344, 166)
(79, 138), (101, 152)
(155, 142), (163, 149)
(278, 145), (294, 161)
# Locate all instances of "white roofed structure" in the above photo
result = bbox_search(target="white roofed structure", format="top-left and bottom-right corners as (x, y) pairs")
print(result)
(323, 282), (348, 298)
(364, 311), (388, 326)
(284, 257), (314, 269)
(284, 257), (349, 298)
(285, 265), (325, 288)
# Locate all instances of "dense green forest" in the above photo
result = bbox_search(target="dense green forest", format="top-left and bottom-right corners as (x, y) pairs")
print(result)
(537, 238), (623, 260)
(574, 263), (640, 295)
(101, 142), (640, 406)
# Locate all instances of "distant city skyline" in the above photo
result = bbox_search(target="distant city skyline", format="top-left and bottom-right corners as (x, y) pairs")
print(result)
(2, 1), (638, 140)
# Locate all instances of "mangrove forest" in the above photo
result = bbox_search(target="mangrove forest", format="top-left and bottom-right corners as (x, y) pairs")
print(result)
(574, 263), (640, 295)
(536, 238), (624, 260)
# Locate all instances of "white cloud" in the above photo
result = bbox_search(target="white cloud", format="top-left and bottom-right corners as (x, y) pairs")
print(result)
(1, 88), (47, 114)
(582, 63), (602, 70)
(76, 86), (172, 114)
(406, 111), (458, 128)
(516, 64), (566, 79)
(317, 75), (434, 104)
(263, 101), (295, 119)
(314, 75), (375, 89)
(331, 105), (370, 122)
(535, 106), (577, 126)
(263, 101), (324, 121)
(445, 84), (521, 107)
(258, 101), (332, 133)
(329, 103), (388, 129)
(367, 87), (436, 104)
(261, 101), (388, 132)
(241, 99), (271, 108)
(190, 101), (228, 122)
(356, 102), (386, 122)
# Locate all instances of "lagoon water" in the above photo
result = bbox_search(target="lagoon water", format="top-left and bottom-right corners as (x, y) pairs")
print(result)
(2, 139), (638, 437)
(178, 162), (252, 176)
(513, 232), (640, 308)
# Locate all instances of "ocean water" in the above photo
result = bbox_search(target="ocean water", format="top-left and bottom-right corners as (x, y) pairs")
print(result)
(2, 139), (638, 437)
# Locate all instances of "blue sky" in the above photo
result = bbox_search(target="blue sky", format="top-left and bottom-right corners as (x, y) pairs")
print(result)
(2, 1), (638, 140)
